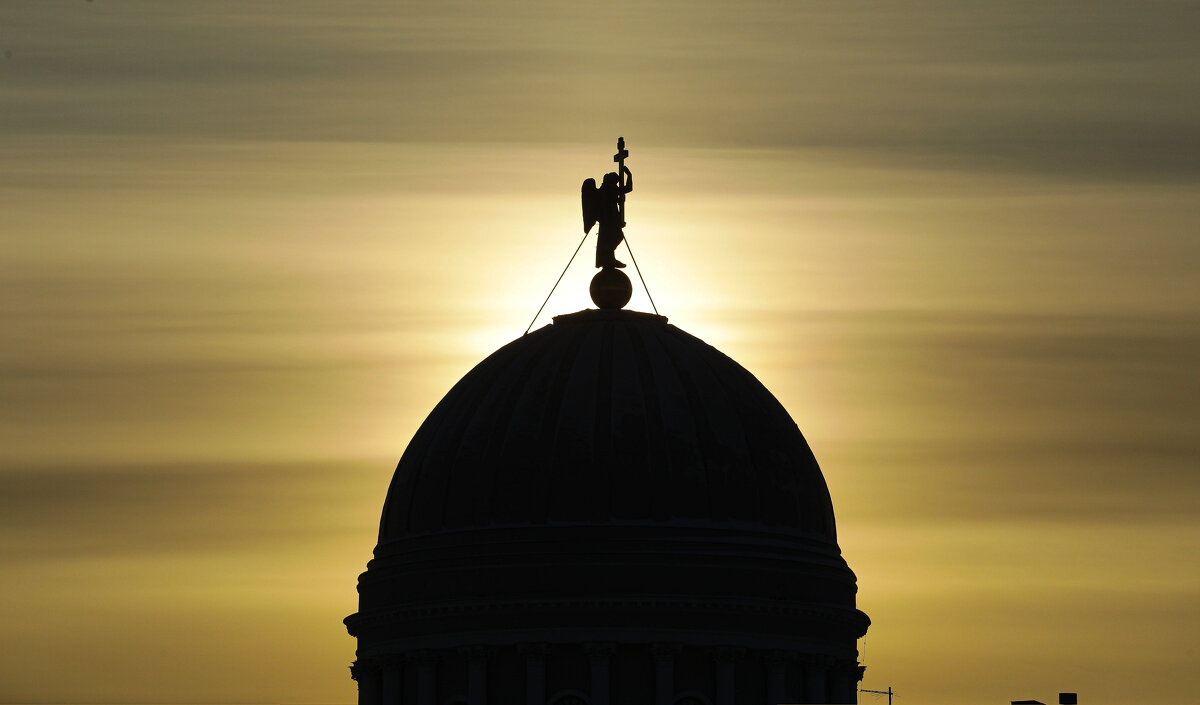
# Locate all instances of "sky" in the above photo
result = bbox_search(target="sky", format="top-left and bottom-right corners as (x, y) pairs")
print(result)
(1, 1), (1198, 704)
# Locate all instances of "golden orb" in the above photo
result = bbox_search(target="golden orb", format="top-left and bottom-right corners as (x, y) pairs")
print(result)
(590, 268), (632, 309)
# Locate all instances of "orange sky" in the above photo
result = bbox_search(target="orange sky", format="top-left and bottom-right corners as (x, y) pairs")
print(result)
(1, 2), (1198, 704)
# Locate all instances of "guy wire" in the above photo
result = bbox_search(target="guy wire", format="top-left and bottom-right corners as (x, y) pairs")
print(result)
(524, 231), (590, 335)
(622, 235), (659, 316)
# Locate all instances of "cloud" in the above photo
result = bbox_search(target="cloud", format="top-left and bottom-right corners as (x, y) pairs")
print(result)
(0, 460), (385, 562)
(0, 5), (1197, 702)
(728, 309), (1200, 527)
(2, 1), (1196, 179)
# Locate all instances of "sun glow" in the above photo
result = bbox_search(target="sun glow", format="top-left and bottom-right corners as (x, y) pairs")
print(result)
(3, 2), (1197, 701)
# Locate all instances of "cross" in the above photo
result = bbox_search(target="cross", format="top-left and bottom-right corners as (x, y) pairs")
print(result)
(614, 136), (629, 225)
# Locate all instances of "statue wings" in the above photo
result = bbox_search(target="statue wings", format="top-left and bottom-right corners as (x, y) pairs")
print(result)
(581, 178), (599, 234)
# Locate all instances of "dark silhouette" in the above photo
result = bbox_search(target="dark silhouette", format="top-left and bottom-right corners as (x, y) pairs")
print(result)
(582, 138), (633, 269)
(589, 267), (632, 309)
(346, 139), (868, 704)
(347, 311), (869, 704)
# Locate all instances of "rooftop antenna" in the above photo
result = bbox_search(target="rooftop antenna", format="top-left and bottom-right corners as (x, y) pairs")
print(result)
(860, 686), (895, 705)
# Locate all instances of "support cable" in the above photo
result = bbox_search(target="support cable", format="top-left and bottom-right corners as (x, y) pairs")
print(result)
(524, 231), (590, 335)
(622, 235), (659, 316)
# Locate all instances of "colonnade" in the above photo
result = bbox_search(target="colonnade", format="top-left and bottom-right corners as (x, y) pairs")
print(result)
(351, 644), (863, 705)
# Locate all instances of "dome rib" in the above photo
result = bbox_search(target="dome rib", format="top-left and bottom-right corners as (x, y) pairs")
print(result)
(377, 310), (838, 542)
(685, 335), (778, 525)
(650, 327), (726, 520)
(478, 323), (577, 527)
(623, 321), (674, 521)
(608, 322), (654, 520)
(383, 332), (540, 537)
(548, 322), (603, 521)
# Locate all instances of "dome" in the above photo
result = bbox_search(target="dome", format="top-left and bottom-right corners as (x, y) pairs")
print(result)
(347, 308), (869, 705)
(379, 308), (837, 541)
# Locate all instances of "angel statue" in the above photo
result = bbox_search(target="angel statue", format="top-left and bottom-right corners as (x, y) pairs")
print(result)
(581, 156), (633, 269)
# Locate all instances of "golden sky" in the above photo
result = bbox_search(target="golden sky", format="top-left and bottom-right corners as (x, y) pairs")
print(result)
(1, 2), (1198, 704)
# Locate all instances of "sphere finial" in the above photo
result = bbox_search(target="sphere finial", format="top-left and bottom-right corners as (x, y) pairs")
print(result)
(590, 268), (632, 309)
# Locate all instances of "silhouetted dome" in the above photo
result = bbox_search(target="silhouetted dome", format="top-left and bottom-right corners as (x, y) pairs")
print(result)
(380, 309), (837, 540)
(348, 308), (869, 705)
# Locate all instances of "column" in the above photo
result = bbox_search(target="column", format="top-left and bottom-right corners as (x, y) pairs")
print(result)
(463, 646), (489, 705)
(651, 643), (679, 705)
(829, 660), (863, 704)
(826, 662), (845, 704)
(765, 651), (788, 705)
(416, 650), (438, 705)
(713, 647), (740, 705)
(803, 656), (827, 705)
(520, 643), (547, 705)
(381, 657), (403, 705)
(351, 660), (382, 705)
(585, 643), (615, 705)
